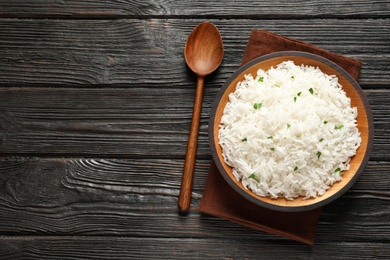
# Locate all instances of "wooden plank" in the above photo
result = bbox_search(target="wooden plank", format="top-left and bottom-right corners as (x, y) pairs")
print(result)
(0, 88), (388, 158)
(0, 0), (389, 19)
(0, 158), (388, 242)
(0, 236), (389, 259)
(0, 19), (389, 87)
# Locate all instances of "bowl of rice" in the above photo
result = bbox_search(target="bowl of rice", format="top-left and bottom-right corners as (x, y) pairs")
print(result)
(209, 51), (373, 212)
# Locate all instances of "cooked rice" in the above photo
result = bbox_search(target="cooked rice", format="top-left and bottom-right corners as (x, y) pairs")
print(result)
(218, 61), (361, 200)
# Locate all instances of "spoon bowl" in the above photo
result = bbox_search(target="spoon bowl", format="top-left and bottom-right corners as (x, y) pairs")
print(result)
(184, 22), (224, 77)
(178, 22), (224, 213)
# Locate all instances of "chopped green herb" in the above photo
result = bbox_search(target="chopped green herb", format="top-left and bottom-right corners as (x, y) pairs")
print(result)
(275, 84), (280, 88)
(319, 138), (324, 142)
(294, 166), (298, 171)
(335, 168), (341, 172)
(293, 188), (301, 193)
(316, 151), (322, 159)
(335, 125), (344, 130)
(287, 123), (291, 128)
(294, 97), (297, 103)
(242, 138), (247, 142)
(258, 77), (264, 82)
(267, 136), (273, 139)
(291, 76), (295, 79)
(297, 91), (302, 96)
(270, 147), (275, 151)
(324, 121), (328, 124)
(309, 88), (314, 95)
(253, 102), (262, 109)
(249, 173), (260, 183)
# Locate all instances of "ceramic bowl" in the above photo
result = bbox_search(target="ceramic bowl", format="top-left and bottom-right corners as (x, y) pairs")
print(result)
(208, 51), (374, 212)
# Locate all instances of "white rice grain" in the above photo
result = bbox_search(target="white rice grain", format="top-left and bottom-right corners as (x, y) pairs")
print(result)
(218, 61), (361, 200)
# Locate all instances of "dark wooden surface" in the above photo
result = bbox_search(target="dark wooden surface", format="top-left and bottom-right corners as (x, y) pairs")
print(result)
(0, 1), (389, 259)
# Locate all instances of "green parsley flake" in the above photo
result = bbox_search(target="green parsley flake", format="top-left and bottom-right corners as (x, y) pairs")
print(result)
(249, 173), (260, 183)
(270, 147), (275, 151)
(258, 77), (264, 82)
(287, 123), (291, 128)
(275, 84), (281, 88)
(324, 121), (328, 124)
(335, 168), (341, 172)
(335, 125), (344, 130)
(267, 136), (273, 139)
(253, 103), (262, 109)
(309, 88), (314, 95)
(294, 97), (297, 102)
(319, 138), (324, 142)
(316, 151), (322, 159)
(294, 166), (298, 171)
(242, 138), (247, 142)
(297, 91), (302, 96)
(291, 76), (295, 79)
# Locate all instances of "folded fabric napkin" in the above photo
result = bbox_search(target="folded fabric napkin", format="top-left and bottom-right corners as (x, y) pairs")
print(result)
(199, 30), (362, 245)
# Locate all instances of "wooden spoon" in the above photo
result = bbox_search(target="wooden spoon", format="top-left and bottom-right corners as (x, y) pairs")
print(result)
(178, 22), (224, 213)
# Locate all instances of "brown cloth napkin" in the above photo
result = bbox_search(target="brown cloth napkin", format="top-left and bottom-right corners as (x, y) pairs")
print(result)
(199, 30), (362, 245)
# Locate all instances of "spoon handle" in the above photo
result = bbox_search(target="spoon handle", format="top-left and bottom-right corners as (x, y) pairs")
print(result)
(178, 76), (205, 213)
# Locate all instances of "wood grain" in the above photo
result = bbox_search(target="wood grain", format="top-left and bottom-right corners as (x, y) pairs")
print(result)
(0, 158), (388, 242)
(0, 0), (389, 257)
(0, 19), (389, 86)
(0, 237), (389, 259)
(0, 0), (389, 18)
(0, 88), (388, 159)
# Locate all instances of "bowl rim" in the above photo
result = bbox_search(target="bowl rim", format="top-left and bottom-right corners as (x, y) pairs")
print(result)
(208, 51), (374, 212)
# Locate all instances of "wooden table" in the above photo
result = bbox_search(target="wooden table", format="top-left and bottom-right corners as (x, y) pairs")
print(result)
(0, 1), (389, 258)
